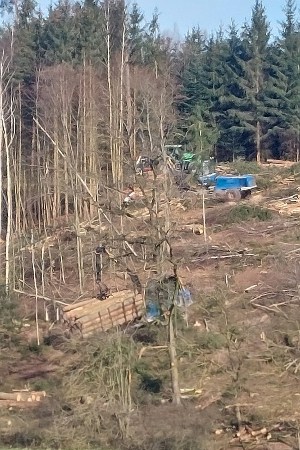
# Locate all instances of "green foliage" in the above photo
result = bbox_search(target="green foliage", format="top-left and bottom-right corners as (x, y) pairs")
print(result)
(226, 204), (272, 223)
(1, 0), (300, 163)
(48, 333), (138, 449)
(178, 26), (207, 115)
(177, 2), (287, 162)
(229, 159), (262, 174)
(256, 175), (274, 190)
(136, 367), (163, 394)
(195, 331), (226, 350)
(185, 105), (219, 160)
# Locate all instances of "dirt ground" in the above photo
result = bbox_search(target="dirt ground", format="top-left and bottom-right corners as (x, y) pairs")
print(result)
(2, 164), (300, 449)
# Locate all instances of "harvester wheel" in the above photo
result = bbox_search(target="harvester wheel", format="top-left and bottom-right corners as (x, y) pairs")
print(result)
(225, 189), (241, 202)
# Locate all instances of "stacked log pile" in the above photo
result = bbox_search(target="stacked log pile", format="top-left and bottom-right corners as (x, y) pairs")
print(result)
(0, 390), (47, 408)
(63, 290), (144, 338)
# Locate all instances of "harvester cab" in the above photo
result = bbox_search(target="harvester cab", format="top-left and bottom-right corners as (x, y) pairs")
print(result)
(135, 155), (153, 174)
(198, 158), (217, 187)
(164, 145), (196, 173)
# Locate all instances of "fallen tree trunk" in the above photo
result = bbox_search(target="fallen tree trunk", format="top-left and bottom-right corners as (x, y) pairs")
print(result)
(63, 299), (100, 315)
(0, 391), (46, 402)
(63, 297), (100, 312)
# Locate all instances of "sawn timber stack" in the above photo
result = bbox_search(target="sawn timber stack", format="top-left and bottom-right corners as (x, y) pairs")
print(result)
(62, 290), (144, 338)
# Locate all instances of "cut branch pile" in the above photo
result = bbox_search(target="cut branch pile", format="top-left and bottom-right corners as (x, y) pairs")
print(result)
(249, 289), (298, 315)
(127, 198), (187, 220)
(228, 422), (295, 448)
(268, 194), (300, 215)
(191, 245), (256, 263)
(63, 290), (144, 338)
(237, 219), (298, 235)
(215, 414), (296, 449)
(0, 390), (47, 408)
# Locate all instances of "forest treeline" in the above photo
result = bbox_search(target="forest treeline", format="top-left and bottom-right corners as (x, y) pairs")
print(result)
(0, 0), (300, 235)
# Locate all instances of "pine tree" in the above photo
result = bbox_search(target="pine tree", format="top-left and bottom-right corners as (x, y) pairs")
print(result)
(127, 2), (144, 64)
(13, 0), (39, 83)
(216, 23), (250, 160)
(279, 0), (300, 160)
(178, 27), (206, 115)
(40, 0), (77, 65)
(261, 42), (289, 159)
(73, 0), (106, 65)
(185, 104), (219, 160)
(234, 1), (271, 162)
(200, 30), (229, 157)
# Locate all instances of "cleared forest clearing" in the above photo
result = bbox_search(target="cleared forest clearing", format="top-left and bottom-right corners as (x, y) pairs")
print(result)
(1, 0), (300, 448)
(1, 162), (300, 450)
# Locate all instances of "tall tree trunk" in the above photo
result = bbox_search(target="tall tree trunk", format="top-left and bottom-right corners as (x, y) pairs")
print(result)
(256, 120), (261, 164)
(4, 81), (15, 293)
(168, 307), (181, 406)
(297, 126), (299, 163)
(106, 3), (115, 184)
(0, 63), (3, 239)
(125, 54), (134, 160)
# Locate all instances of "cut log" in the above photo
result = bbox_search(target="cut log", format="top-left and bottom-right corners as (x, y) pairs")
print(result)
(77, 298), (143, 326)
(63, 298), (100, 312)
(82, 314), (139, 337)
(63, 291), (139, 320)
(64, 290), (144, 337)
(82, 306), (143, 330)
(0, 399), (40, 408)
(63, 291), (134, 314)
(79, 307), (142, 330)
(82, 311), (139, 332)
(63, 301), (100, 318)
(66, 294), (143, 321)
(245, 284), (258, 293)
(63, 300), (125, 319)
(0, 391), (46, 402)
(12, 390), (46, 397)
(0, 393), (23, 401)
(106, 290), (137, 300)
(65, 298), (137, 320)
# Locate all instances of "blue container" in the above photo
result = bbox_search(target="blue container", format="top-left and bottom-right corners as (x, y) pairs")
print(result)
(215, 174), (256, 191)
(145, 301), (161, 322)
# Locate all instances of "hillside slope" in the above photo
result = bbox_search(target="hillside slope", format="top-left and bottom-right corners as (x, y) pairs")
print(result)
(1, 162), (300, 450)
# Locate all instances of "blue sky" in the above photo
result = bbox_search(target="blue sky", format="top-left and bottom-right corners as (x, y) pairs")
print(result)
(136, 0), (290, 38)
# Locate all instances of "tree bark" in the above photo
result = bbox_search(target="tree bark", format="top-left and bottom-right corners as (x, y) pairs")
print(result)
(168, 307), (181, 406)
(256, 120), (261, 164)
